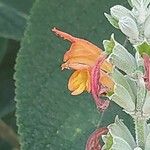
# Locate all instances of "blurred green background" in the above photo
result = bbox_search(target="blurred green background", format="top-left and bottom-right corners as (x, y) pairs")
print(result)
(0, 0), (34, 149)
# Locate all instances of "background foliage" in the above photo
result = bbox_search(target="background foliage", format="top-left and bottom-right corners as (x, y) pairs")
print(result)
(0, 0), (134, 149)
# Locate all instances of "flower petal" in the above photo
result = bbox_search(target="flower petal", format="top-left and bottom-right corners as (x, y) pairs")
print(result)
(61, 63), (89, 70)
(100, 71), (114, 91)
(68, 71), (81, 91)
(68, 70), (90, 95)
(52, 28), (103, 69)
(71, 83), (86, 95)
(52, 27), (102, 54)
(101, 60), (113, 73)
(63, 56), (98, 69)
(64, 43), (100, 61)
(86, 70), (91, 93)
(52, 27), (77, 42)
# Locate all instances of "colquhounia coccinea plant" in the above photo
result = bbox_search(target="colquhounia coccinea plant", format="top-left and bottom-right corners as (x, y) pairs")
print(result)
(52, 0), (150, 149)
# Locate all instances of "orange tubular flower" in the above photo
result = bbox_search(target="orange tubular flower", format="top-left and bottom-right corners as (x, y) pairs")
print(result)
(52, 28), (114, 110)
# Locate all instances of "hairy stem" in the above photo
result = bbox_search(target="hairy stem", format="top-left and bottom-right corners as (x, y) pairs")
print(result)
(134, 116), (147, 149)
(134, 75), (147, 149)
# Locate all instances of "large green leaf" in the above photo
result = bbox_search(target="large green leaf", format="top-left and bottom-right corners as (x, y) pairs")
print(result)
(15, 0), (133, 149)
(0, 0), (35, 40)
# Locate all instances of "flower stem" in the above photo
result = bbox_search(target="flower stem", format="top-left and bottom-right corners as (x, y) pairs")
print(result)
(133, 74), (147, 149)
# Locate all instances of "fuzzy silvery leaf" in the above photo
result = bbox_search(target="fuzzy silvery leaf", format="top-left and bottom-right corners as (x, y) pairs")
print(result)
(136, 77), (146, 111)
(144, 15), (150, 40)
(111, 69), (136, 102)
(110, 84), (135, 112)
(147, 123), (150, 133)
(104, 13), (119, 29)
(142, 91), (150, 116)
(112, 137), (133, 150)
(144, 0), (150, 7)
(118, 16), (139, 40)
(131, 0), (140, 8)
(125, 75), (137, 98)
(108, 116), (136, 149)
(131, 0), (150, 8)
(144, 121), (150, 139)
(135, 51), (144, 71)
(109, 42), (137, 76)
(131, 0), (148, 24)
(143, 123), (150, 150)
(145, 132), (150, 150)
(110, 5), (132, 20)
(130, 0), (146, 9)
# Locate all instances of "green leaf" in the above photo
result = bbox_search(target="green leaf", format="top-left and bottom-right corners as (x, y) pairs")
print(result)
(103, 34), (115, 55)
(0, 0), (35, 40)
(102, 133), (113, 150)
(15, 0), (132, 149)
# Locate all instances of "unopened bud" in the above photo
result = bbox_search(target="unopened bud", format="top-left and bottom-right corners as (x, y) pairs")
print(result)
(110, 5), (132, 20)
(118, 16), (139, 40)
